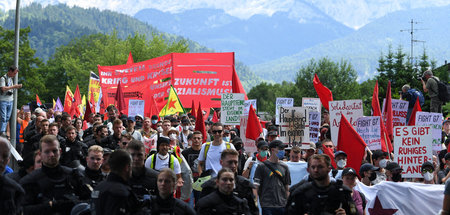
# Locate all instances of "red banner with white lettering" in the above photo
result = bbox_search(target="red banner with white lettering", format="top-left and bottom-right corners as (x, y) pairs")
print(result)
(98, 52), (238, 117)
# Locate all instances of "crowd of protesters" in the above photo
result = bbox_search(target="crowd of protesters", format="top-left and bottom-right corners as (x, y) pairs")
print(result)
(0, 69), (449, 215)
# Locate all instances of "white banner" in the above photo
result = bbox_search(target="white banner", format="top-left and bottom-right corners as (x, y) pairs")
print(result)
(309, 111), (321, 144)
(302, 97), (321, 112)
(127, 99), (145, 117)
(356, 116), (382, 151)
(275, 98), (294, 125)
(221, 93), (245, 125)
(394, 126), (433, 178)
(383, 99), (409, 127)
(240, 116), (257, 153)
(278, 107), (309, 146)
(415, 111), (443, 152)
(244, 99), (257, 116)
(329, 100), (364, 146)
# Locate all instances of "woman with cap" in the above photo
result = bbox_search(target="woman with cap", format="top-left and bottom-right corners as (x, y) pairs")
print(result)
(342, 167), (366, 215)
(242, 140), (269, 180)
(420, 161), (437, 184)
(385, 162), (403, 182)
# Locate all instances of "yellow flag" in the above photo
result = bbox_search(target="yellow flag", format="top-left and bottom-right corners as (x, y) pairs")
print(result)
(80, 94), (86, 118)
(53, 99), (56, 109)
(159, 86), (185, 117)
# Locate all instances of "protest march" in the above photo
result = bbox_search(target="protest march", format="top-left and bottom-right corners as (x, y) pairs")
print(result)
(2, 51), (450, 215)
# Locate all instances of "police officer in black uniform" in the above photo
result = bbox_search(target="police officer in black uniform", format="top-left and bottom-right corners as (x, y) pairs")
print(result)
(126, 140), (158, 198)
(91, 149), (144, 215)
(197, 168), (250, 215)
(81, 145), (106, 189)
(200, 148), (257, 215)
(287, 154), (356, 215)
(147, 168), (196, 215)
(20, 135), (90, 215)
(7, 150), (36, 183)
(0, 137), (25, 215)
(100, 119), (123, 150)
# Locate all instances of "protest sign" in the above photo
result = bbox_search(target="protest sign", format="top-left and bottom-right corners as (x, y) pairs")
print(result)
(278, 107), (309, 146)
(240, 116), (257, 153)
(309, 111), (321, 143)
(275, 98), (294, 124)
(415, 111), (443, 152)
(302, 97), (321, 112)
(356, 116), (382, 150)
(383, 99), (408, 127)
(244, 99), (257, 116)
(128, 99), (145, 117)
(394, 126), (433, 178)
(221, 93), (245, 125)
(329, 100), (364, 145)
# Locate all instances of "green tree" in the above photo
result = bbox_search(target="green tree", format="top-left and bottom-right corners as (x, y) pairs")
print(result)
(295, 58), (360, 102)
(42, 31), (189, 102)
(0, 26), (43, 106)
(247, 81), (296, 116)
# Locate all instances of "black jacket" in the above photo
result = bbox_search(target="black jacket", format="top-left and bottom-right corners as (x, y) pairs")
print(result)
(0, 175), (25, 215)
(20, 165), (90, 215)
(91, 173), (143, 215)
(201, 175), (257, 215)
(101, 135), (120, 150)
(147, 195), (196, 215)
(81, 167), (106, 188)
(60, 139), (87, 167)
(197, 190), (251, 215)
(128, 167), (159, 198)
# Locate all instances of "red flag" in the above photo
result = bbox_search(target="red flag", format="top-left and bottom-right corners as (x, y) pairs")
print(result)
(90, 91), (96, 114)
(313, 74), (333, 111)
(232, 68), (248, 100)
(70, 85), (82, 117)
(149, 96), (160, 118)
(383, 81), (393, 140)
(36, 94), (42, 107)
(408, 98), (422, 126)
(115, 81), (126, 114)
(191, 100), (196, 117)
(211, 110), (219, 123)
(322, 145), (337, 169)
(126, 51), (134, 64)
(195, 103), (207, 143)
(372, 81), (393, 153)
(63, 86), (74, 114)
(246, 105), (262, 141)
(337, 114), (367, 176)
(84, 95), (92, 121)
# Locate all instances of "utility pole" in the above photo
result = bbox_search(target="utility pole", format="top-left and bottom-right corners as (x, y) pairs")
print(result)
(10, 0), (21, 169)
(400, 19), (426, 68)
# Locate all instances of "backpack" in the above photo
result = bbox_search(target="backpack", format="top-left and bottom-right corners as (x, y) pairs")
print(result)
(203, 141), (231, 158)
(431, 77), (450, 103)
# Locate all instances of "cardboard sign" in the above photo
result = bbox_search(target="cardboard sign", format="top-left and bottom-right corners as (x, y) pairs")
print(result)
(127, 99), (145, 117)
(394, 126), (433, 178)
(220, 93), (245, 125)
(240, 116), (257, 153)
(329, 100), (364, 146)
(383, 99), (409, 127)
(356, 116), (382, 150)
(302, 97), (321, 112)
(309, 111), (321, 143)
(415, 111), (443, 152)
(278, 107), (309, 146)
(244, 99), (257, 116)
(275, 98), (294, 125)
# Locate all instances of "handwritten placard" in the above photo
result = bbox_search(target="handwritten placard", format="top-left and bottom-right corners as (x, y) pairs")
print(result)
(128, 99), (145, 117)
(356, 116), (382, 150)
(244, 99), (257, 116)
(275, 98), (294, 125)
(309, 111), (321, 143)
(415, 111), (443, 152)
(383, 99), (409, 127)
(329, 100), (364, 146)
(278, 107), (309, 146)
(302, 97), (321, 112)
(221, 93), (245, 125)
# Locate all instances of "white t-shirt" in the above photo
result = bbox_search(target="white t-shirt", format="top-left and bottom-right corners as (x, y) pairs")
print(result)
(197, 141), (235, 177)
(144, 153), (181, 174)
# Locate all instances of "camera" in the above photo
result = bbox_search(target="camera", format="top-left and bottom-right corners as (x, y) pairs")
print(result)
(416, 76), (426, 81)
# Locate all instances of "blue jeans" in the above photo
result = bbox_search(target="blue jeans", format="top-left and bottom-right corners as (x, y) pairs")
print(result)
(0, 100), (13, 133)
(261, 207), (285, 215)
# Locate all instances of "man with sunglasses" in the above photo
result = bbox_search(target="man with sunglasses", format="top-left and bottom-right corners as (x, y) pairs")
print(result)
(322, 139), (335, 152)
(198, 122), (235, 177)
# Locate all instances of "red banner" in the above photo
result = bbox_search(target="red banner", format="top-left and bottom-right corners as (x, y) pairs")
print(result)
(98, 52), (237, 117)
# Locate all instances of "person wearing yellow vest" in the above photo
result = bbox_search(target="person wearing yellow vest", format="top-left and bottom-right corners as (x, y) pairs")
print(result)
(145, 137), (184, 187)
(198, 122), (235, 177)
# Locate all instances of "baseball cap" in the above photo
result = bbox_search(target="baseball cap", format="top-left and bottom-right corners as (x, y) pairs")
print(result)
(135, 114), (143, 120)
(257, 140), (269, 149)
(421, 161), (434, 171)
(127, 116), (136, 122)
(360, 163), (379, 174)
(334, 151), (347, 158)
(309, 142), (316, 150)
(372, 150), (388, 160)
(385, 162), (403, 172)
(269, 140), (287, 149)
(342, 167), (358, 177)
(181, 119), (190, 125)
